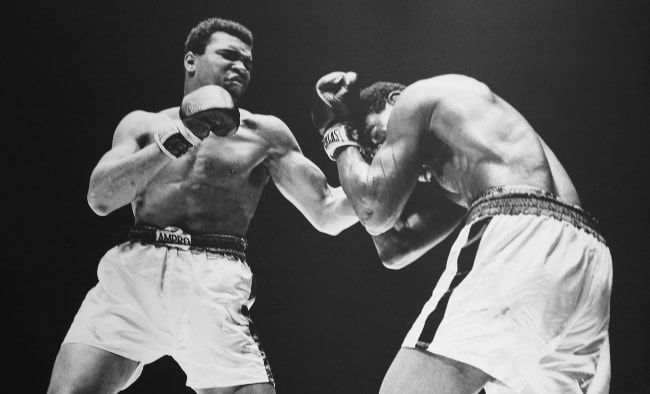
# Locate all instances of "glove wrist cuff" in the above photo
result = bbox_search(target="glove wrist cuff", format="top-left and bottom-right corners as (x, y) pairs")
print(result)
(322, 123), (360, 161)
(177, 121), (203, 146)
(154, 121), (199, 159)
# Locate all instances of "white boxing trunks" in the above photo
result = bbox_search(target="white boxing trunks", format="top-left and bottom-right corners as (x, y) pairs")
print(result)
(62, 225), (274, 389)
(402, 186), (612, 394)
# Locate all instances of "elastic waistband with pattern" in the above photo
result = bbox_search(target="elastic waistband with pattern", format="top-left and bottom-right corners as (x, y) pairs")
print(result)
(128, 224), (247, 260)
(466, 186), (605, 244)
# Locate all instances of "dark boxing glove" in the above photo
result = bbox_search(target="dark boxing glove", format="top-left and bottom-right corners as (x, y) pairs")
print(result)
(155, 85), (240, 159)
(311, 71), (362, 160)
(180, 85), (240, 137)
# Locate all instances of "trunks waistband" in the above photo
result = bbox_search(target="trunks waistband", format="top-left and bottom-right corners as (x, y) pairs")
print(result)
(128, 224), (248, 260)
(466, 186), (605, 244)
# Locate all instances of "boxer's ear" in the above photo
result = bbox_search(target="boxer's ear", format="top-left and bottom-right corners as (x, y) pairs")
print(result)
(387, 90), (401, 105)
(184, 52), (196, 73)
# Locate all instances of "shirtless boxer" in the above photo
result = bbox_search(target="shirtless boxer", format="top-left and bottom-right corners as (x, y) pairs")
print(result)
(312, 71), (612, 393)
(46, 18), (357, 394)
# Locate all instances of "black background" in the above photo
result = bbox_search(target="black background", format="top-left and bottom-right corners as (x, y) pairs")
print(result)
(15, 0), (648, 393)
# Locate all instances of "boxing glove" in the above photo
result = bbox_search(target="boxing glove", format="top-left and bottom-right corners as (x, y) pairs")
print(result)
(155, 85), (240, 158)
(180, 85), (240, 138)
(311, 71), (361, 160)
(154, 120), (204, 158)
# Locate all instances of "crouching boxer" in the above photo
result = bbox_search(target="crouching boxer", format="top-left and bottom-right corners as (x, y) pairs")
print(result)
(47, 18), (358, 394)
(311, 71), (613, 394)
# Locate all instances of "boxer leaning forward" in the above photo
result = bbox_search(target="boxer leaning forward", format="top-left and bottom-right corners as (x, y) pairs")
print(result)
(311, 71), (612, 394)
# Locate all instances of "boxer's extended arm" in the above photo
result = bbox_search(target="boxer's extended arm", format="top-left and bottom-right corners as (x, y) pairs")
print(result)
(263, 116), (359, 235)
(371, 183), (465, 269)
(87, 111), (174, 216)
(336, 87), (434, 235)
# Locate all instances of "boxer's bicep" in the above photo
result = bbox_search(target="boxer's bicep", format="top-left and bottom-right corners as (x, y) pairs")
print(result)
(104, 111), (157, 162)
(87, 111), (173, 215)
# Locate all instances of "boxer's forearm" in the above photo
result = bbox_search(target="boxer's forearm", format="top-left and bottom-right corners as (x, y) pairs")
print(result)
(270, 148), (358, 235)
(371, 216), (460, 269)
(87, 143), (171, 216)
(372, 227), (426, 270)
(370, 182), (466, 268)
(336, 147), (405, 235)
(316, 186), (359, 234)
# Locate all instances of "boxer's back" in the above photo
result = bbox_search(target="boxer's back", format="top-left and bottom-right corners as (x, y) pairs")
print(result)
(417, 75), (579, 206)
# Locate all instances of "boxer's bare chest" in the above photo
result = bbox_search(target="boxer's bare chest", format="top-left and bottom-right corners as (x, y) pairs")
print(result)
(133, 129), (271, 234)
(184, 132), (268, 180)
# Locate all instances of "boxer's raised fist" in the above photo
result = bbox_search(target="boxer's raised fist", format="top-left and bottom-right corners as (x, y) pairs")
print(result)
(311, 71), (361, 136)
(180, 85), (240, 138)
(155, 85), (241, 159)
(311, 71), (362, 160)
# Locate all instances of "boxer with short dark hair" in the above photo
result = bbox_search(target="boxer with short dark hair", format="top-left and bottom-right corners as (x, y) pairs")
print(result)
(356, 81), (406, 162)
(47, 18), (358, 394)
(312, 71), (612, 393)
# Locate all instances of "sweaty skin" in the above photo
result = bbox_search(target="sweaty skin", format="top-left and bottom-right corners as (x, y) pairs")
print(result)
(87, 32), (357, 238)
(127, 108), (311, 236)
(424, 76), (578, 206)
(88, 106), (356, 237)
(328, 73), (593, 394)
(337, 73), (580, 238)
(52, 28), (357, 394)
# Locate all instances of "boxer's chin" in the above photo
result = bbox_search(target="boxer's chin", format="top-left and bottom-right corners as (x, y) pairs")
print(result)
(224, 80), (246, 101)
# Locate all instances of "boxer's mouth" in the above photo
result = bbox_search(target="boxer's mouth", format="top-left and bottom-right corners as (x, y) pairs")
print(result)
(227, 74), (246, 86)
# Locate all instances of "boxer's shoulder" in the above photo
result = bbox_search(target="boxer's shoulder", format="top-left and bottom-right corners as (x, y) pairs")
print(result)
(240, 110), (293, 139)
(158, 106), (181, 119)
(237, 110), (302, 160)
(401, 75), (490, 106)
(113, 109), (174, 142)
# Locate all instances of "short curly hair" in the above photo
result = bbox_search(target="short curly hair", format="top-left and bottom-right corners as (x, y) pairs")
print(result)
(360, 81), (406, 116)
(184, 17), (253, 55)
(355, 81), (406, 161)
